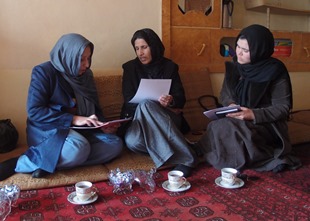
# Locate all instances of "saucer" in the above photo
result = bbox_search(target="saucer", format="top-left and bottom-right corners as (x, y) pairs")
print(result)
(215, 177), (244, 189)
(67, 191), (98, 205)
(162, 180), (191, 192)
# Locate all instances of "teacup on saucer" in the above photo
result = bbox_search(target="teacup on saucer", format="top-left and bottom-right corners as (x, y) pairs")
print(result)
(67, 191), (98, 205)
(215, 177), (244, 189)
(162, 180), (191, 192)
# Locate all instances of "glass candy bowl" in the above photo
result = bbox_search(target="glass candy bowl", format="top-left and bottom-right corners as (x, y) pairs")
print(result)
(1, 184), (20, 207)
(0, 191), (11, 221)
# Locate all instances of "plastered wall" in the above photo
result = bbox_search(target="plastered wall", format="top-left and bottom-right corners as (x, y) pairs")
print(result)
(0, 0), (161, 144)
(1, 0), (309, 145)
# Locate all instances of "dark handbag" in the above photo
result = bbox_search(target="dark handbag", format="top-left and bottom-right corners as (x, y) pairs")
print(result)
(198, 95), (222, 111)
(0, 119), (19, 153)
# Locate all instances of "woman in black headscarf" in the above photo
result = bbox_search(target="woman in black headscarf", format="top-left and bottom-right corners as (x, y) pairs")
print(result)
(119, 28), (197, 177)
(196, 24), (301, 172)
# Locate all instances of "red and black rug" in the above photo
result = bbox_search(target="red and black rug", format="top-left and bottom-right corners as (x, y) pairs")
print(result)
(5, 144), (310, 220)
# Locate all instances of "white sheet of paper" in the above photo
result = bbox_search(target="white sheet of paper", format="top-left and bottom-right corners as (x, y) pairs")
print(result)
(129, 79), (172, 103)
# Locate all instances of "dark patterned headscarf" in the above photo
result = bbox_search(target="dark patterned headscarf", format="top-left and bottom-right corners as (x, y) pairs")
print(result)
(50, 33), (100, 116)
(131, 28), (165, 78)
(233, 24), (292, 108)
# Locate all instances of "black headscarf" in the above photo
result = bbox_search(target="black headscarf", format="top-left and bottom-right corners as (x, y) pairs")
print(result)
(233, 24), (292, 108)
(50, 33), (100, 116)
(131, 28), (165, 78)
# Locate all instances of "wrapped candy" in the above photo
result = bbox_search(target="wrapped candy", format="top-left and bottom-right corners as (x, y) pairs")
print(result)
(1, 184), (20, 207)
(0, 191), (11, 221)
(109, 168), (156, 195)
(0, 184), (20, 221)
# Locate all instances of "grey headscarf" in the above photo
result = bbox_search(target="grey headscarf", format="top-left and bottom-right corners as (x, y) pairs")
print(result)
(50, 33), (100, 116)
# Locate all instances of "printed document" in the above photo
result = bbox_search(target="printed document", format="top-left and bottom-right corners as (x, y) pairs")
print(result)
(129, 79), (172, 103)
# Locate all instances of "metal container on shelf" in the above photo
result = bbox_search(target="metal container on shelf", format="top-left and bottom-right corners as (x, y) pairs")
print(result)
(222, 0), (234, 28)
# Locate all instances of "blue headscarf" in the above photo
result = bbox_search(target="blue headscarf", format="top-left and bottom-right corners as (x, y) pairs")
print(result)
(50, 33), (100, 116)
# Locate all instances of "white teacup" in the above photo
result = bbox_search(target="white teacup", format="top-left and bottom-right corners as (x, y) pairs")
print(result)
(221, 168), (238, 186)
(168, 170), (187, 189)
(75, 181), (96, 202)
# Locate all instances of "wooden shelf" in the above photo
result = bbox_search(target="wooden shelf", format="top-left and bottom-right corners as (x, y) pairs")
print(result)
(244, 0), (310, 15)
(162, 0), (310, 72)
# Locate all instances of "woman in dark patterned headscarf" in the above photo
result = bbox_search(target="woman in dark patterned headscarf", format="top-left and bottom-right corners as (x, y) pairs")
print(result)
(119, 28), (197, 177)
(0, 33), (123, 180)
(196, 24), (301, 173)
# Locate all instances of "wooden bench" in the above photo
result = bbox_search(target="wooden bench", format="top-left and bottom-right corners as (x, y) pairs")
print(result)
(1, 68), (309, 190)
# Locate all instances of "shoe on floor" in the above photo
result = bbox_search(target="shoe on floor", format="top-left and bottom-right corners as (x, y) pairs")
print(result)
(272, 164), (287, 173)
(0, 157), (18, 181)
(173, 164), (193, 178)
(186, 139), (203, 157)
(32, 169), (50, 178)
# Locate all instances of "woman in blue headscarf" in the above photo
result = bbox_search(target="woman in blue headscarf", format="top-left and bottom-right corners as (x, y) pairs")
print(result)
(196, 24), (301, 173)
(0, 33), (123, 180)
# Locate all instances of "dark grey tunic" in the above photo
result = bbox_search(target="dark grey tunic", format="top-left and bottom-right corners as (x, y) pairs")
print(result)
(197, 62), (301, 171)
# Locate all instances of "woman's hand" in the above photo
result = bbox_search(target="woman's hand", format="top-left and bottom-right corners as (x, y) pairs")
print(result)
(72, 114), (104, 127)
(226, 106), (255, 121)
(158, 95), (173, 107)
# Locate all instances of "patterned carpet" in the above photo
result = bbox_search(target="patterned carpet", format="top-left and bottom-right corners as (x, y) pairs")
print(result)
(4, 144), (310, 221)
